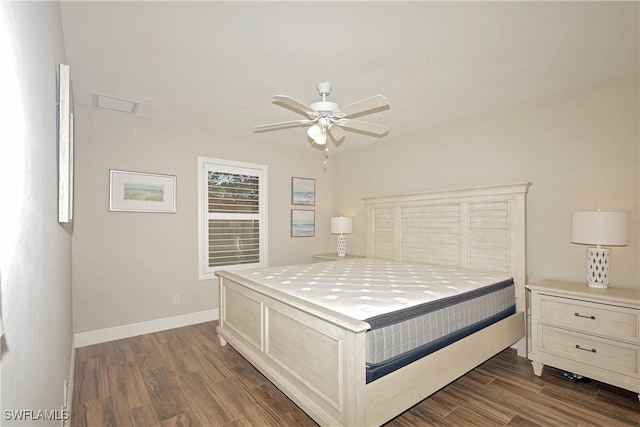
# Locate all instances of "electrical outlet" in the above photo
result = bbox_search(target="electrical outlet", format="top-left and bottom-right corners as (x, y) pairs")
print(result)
(174, 294), (181, 304)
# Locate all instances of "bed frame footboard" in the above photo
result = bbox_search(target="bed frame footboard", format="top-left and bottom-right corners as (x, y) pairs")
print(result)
(217, 272), (370, 426)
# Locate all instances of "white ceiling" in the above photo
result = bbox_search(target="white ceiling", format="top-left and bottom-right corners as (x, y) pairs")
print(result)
(60, 1), (639, 153)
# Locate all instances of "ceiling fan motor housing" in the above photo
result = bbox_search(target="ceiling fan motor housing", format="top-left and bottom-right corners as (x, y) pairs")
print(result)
(310, 101), (340, 114)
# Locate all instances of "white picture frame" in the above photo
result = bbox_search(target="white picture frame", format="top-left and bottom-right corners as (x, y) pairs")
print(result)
(58, 63), (73, 223)
(109, 170), (177, 213)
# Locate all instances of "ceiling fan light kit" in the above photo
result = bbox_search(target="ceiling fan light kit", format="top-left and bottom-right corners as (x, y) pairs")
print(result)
(254, 82), (389, 148)
(308, 123), (327, 145)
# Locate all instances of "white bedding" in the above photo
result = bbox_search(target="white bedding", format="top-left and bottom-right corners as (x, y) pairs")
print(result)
(237, 258), (511, 321)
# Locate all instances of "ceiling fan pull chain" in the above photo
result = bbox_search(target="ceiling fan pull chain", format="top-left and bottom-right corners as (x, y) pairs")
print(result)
(323, 147), (329, 172)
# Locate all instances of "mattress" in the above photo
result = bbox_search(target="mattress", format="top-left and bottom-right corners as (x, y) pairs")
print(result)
(365, 282), (514, 382)
(236, 258), (515, 382)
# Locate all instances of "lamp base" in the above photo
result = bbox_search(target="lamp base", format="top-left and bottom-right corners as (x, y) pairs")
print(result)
(586, 247), (610, 288)
(337, 235), (347, 257)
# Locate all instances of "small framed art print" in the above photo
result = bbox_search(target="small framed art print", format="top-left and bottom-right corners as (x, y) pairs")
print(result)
(291, 209), (315, 237)
(109, 170), (176, 213)
(291, 177), (315, 206)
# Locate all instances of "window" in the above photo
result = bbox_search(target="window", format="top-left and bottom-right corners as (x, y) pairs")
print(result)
(198, 157), (268, 279)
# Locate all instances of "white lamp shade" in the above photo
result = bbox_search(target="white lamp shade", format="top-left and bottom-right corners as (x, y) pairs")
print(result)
(307, 123), (327, 145)
(571, 211), (628, 246)
(314, 131), (327, 145)
(331, 216), (352, 234)
(307, 123), (322, 140)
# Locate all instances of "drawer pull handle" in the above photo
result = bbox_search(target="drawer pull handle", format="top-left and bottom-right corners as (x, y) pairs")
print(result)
(575, 344), (596, 353)
(574, 312), (595, 320)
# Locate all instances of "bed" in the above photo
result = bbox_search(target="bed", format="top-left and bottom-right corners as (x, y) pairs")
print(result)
(215, 182), (530, 426)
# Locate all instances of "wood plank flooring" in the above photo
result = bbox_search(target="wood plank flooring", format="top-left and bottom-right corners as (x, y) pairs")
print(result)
(72, 321), (640, 426)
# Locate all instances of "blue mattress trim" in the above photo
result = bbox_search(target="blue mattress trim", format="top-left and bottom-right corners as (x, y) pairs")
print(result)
(364, 278), (514, 329)
(365, 304), (516, 383)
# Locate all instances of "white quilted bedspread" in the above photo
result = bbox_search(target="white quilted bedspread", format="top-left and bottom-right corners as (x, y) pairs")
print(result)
(234, 258), (511, 321)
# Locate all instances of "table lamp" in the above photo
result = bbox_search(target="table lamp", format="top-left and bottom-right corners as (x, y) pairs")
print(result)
(571, 210), (628, 288)
(331, 216), (352, 257)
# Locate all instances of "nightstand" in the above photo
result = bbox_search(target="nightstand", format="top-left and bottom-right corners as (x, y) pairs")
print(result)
(312, 253), (364, 262)
(526, 279), (639, 401)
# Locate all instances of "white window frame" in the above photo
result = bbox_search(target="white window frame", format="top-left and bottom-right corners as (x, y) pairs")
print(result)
(197, 156), (268, 279)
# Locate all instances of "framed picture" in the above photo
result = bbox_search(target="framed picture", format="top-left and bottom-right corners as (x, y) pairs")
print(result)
(292, 177), (315, 206)
(109, 170), (176, 213)
(57, 63), (73, 223)
(291, 209), (315, 237)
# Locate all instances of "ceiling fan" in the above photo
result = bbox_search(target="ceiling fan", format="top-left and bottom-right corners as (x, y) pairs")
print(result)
(254, 82), (389, 146)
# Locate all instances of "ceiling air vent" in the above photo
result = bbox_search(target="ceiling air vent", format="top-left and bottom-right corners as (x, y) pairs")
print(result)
(93, 93), (139, 114)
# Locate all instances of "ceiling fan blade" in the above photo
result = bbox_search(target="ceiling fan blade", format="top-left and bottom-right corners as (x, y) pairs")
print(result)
(340, 119), (389, 135)
(253, 119), (315, 132)
(272, 95), (317, 117)
(339, 95), (389, 118)
(329, 124), (345, 141)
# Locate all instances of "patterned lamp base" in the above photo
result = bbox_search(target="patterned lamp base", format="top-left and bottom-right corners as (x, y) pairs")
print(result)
(586, 247), (610, 288)
(337, 235), (347, 257)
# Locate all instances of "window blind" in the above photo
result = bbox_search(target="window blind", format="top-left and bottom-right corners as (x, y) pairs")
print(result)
(206, 171), (262, 269)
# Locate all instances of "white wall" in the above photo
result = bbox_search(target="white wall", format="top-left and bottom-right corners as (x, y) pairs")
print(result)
(334, 74), (639, 289)
(72, 108), (333, 335)
(0, 2), (73, 425)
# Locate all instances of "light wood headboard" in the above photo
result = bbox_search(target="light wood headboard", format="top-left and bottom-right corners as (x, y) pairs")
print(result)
(363, 182), (531, 325)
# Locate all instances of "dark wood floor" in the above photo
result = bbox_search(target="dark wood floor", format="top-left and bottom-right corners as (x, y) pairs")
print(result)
(72, 321), (640, 426)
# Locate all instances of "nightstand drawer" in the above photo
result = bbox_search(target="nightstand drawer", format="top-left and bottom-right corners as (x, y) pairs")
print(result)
(537, 325), (639, 377)
(537, 294), (639, 342)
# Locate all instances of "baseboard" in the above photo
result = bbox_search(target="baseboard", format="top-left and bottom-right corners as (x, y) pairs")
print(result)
(74, 309), (219, 348)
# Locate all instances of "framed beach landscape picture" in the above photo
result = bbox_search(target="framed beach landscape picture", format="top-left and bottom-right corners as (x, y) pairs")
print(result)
(109, 170), (176, 213)
(291, 209), (315, 237)
(291, 177), (315, 206)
